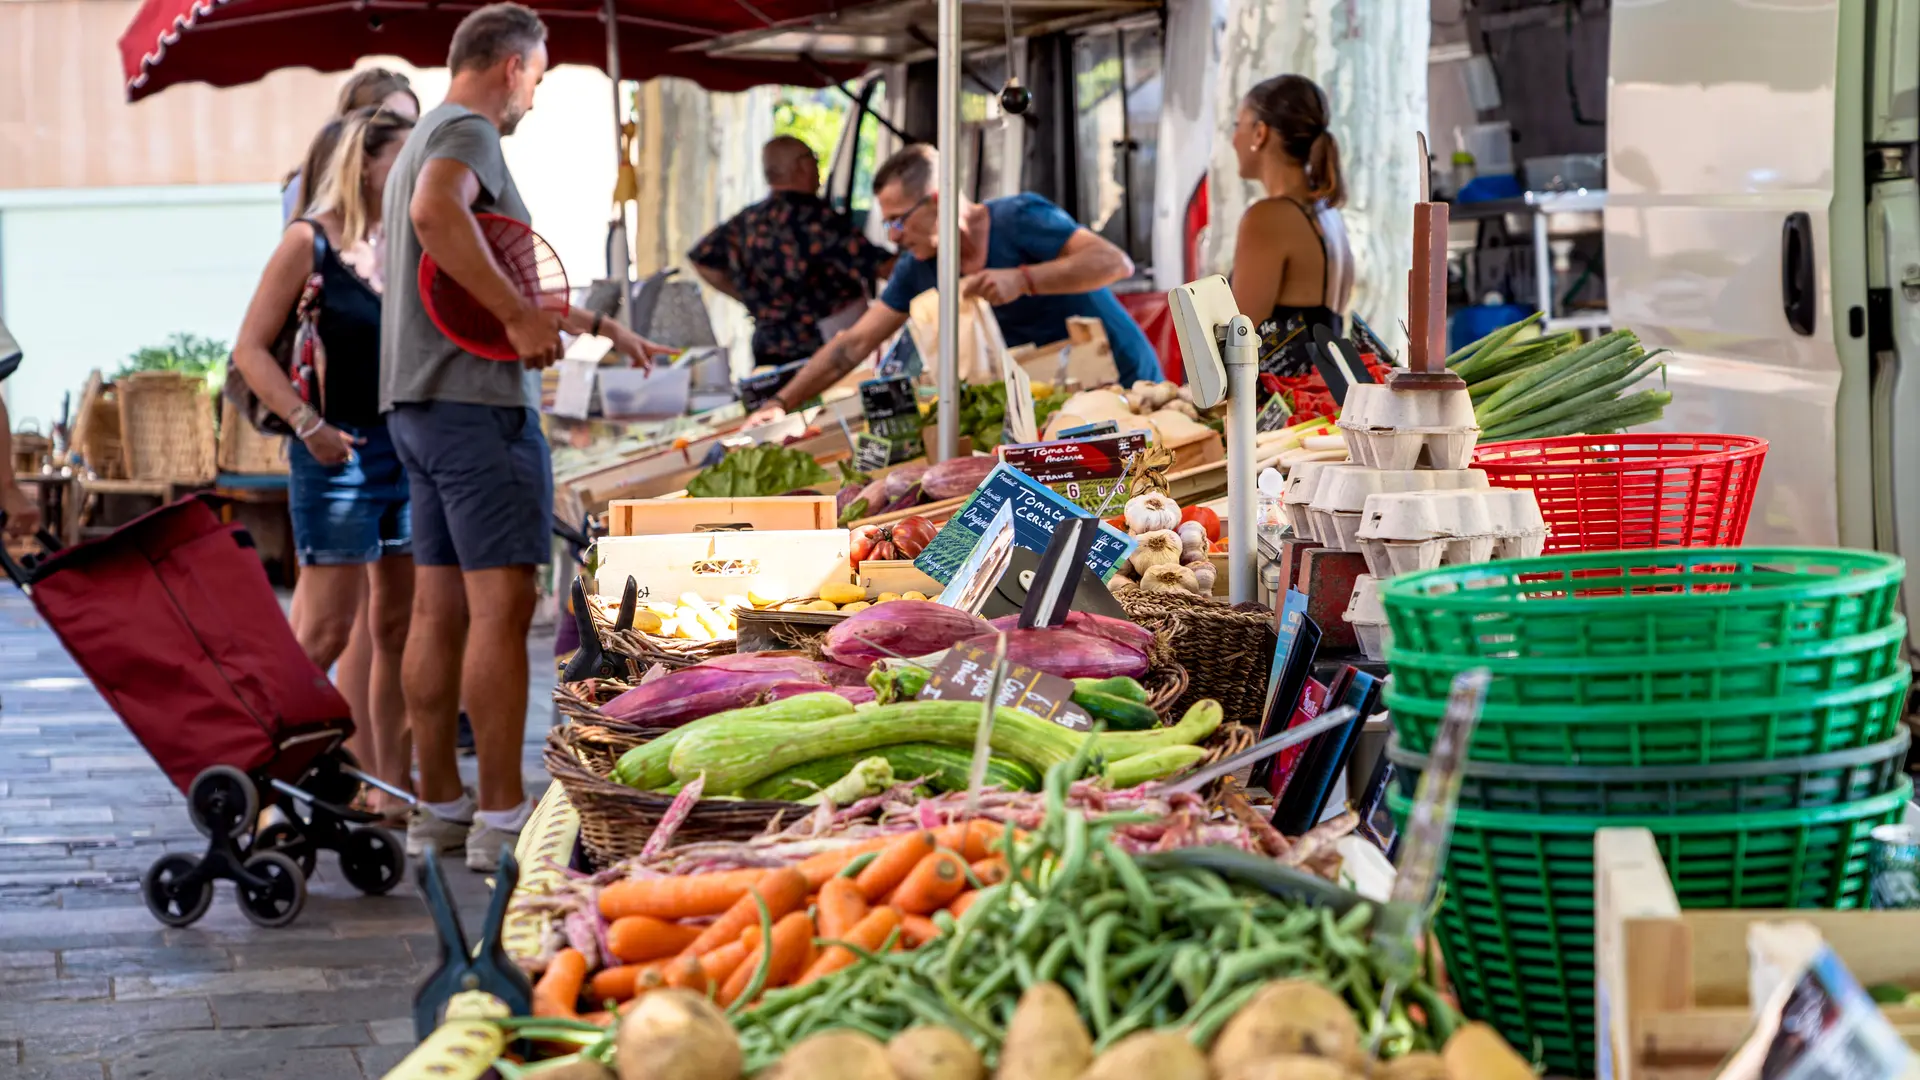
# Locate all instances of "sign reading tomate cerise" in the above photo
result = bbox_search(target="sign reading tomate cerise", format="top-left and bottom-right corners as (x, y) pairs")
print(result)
(996, 432), (1147, 516)
(913, 463), (1136, 585)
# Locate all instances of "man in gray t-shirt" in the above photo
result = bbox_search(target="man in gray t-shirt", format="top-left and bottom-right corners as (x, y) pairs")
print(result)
(380, 2), (664, 872)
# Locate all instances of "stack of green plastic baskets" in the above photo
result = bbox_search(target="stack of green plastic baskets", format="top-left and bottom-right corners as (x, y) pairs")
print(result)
(1379, 547), (1911, 1076)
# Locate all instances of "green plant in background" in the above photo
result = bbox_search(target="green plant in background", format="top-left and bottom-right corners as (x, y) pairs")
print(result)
(121, 332), (228, 394)
(772, 86), (885, 212)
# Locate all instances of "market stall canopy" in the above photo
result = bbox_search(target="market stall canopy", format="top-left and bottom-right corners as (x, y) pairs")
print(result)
(118, 0), (868, 101)
(695, 0), (1156, 63)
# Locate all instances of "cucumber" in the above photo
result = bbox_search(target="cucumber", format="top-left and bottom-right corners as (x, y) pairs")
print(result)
(743, 743), (1041, 800)
(1073, 689), (1161, 731)
(1073, 676), (1149, 704)
(611, 691), (853, 790)
(1102, 745), (1208, 787)
(669, 701), (1087, 793)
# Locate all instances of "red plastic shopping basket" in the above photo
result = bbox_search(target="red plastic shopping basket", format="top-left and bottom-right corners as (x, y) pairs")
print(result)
(1471, 434), (1768, 552)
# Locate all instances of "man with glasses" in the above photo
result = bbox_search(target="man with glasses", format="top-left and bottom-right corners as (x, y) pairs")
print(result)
(745, 143), (1161, 425)
(690, 136), (893, 378)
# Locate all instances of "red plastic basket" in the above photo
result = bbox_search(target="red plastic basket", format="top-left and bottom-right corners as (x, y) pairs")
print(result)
(1472, 434), (1768, 552)
(417, 213), (569, 361)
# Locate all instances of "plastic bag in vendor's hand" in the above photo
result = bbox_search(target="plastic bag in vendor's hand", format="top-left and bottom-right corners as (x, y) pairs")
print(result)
(602, 664), (824, 726)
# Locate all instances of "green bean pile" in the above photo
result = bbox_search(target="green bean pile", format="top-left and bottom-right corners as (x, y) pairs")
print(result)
(732, 746), (1458, 1074)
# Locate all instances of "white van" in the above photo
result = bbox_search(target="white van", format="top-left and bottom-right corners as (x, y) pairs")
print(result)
(1606, 0), (1919, 642)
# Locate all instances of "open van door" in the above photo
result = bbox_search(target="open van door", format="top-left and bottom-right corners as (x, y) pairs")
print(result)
(1865, 0), (1920, 646)
(1605, 0), (1872, 550)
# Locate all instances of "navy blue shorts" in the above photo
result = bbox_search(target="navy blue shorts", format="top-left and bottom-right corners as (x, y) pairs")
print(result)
(387, 401), (552, 571)
(287, 421), (412, 566)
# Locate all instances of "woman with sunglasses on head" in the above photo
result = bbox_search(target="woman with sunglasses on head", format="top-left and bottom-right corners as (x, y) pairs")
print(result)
(284, 68), (421, 223)
(1226, 75), (1361, 419)
(236, 106), (419, 819)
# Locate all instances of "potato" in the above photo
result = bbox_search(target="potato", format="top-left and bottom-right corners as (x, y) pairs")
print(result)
(840, 601), (873, 614)
(1217, 1054), (1353, 1080)
(877, 592), (903, 603)
(1440, 1023), (1532, 1080)
(819, 583), (868, 605)
(1079, 1031), (1208, 1080)
(998, 982), (1091, 1080)
(1208, 980), (1366, 1076)
(902, 591), (928, 601)
(1373, 1051), (1449, 1080)
(886, 1026), (983, 1080)
(613, 988), (741, 1080)
(764, 1030), (895, 1080)
(803, 599), (840, 612)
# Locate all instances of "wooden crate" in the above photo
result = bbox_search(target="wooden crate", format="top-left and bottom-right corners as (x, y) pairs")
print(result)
(856, 559), (943, 597)
(607, 495), (836, 536)
(592, 529), (851, 607)
(1596, 826), (1920, 1080)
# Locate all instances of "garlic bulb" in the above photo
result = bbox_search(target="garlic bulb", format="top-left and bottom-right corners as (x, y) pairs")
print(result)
(1190, 561), (1217, 594)
(1145, 381), (1179, 410)
(1124, 492), (1180, 534)
(1128, 529), (1183, 576)
(1139, 563), (1200, 595)
(1177, 520), (1208, 559)
(1164, 399), (1201, 420)
(1107, 572), (1136, 591)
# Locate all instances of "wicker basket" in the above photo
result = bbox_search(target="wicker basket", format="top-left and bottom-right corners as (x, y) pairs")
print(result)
(546, 719), (810, 866)
(117, 372), (215, 483)
(216, 398), (288, 475)
(72, 371), (125, 480)
(1117, 588), (1277, 723)
(550, 687), (1258, 869)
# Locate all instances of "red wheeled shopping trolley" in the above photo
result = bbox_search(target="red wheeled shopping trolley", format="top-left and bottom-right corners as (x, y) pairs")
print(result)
(0, 496), (406, 928)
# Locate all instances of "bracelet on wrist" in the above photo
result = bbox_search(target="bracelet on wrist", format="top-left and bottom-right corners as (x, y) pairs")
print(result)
(1019, 265), (1038, 296)
(294, 418), (326, 440)
(590, 312), (605, 337)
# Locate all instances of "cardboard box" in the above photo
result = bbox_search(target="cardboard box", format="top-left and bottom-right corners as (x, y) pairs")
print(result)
(1596, 826), (1920, 1080)
(607, 496), (837, 537)
(592, 529), (851, 606)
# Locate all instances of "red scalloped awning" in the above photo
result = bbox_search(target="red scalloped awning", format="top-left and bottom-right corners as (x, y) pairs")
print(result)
(119, 0), (866, 101)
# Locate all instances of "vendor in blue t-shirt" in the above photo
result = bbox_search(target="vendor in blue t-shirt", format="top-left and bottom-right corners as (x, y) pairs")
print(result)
(745, 144), (1162, 424)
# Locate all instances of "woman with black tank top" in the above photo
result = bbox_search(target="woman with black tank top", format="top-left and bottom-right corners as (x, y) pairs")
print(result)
(1228, 75), (1359, 419)
(234, 105), (417, 814)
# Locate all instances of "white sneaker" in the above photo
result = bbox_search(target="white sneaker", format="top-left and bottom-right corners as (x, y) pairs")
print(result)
(464, 818), (521, 872)
(405, 806), (472, 857)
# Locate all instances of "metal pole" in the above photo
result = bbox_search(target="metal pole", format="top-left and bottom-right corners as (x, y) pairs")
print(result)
(1223, 314), (1257, 604)
(605, 0), (633, 322)
(933, 0), (961, 462)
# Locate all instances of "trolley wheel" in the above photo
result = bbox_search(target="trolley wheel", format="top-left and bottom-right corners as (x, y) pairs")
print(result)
(236, 852), (306, 928)
(188, 765), (258, 840)
(339, 825), (406, 896)
(304, 749), (362, 808)
(142, 853), (213, 928)
(254, 822), (317, 878)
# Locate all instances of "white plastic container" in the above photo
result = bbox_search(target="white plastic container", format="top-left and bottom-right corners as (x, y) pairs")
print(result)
(1342, 574), (1393, 662)
(1336, 384), (1481, 470)
(1481, 487), (1550, 559)
(1308, 467), (1491, 513)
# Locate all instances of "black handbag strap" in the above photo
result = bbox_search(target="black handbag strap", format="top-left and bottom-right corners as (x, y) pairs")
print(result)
(295, 216), (331, 276)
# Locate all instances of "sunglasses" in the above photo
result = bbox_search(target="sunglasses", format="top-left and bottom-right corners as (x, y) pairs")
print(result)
(883, 193), (934, 235)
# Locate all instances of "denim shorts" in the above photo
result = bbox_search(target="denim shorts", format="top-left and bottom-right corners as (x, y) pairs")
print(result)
(287, 421), (413, 566)
(387, 401), (552, 571)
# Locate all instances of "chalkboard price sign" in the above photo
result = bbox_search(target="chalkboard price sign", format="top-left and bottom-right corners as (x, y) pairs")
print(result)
(913, 463), (1136, 585)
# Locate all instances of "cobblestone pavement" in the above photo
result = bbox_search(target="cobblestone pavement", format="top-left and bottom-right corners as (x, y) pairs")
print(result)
(0, 584), (555, 1080)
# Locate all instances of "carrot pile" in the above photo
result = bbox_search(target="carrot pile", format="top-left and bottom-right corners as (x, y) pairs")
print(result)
(531, 819), (1007, 1019)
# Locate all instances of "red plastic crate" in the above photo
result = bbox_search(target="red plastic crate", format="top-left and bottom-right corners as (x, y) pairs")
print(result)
(1472, 434), (1768, 552)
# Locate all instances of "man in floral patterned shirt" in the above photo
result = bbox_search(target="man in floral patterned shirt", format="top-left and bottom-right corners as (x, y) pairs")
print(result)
(689, 136), (893, 371)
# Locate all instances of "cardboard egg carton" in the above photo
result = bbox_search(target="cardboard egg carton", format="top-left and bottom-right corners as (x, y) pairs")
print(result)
(1336, 383), (1481, 471)
(1305, 467), (1491, 554)
(1354, 488), (1547, 577)
(1342, 573), (1392, 662)
(1280, 459), (1358, 542)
